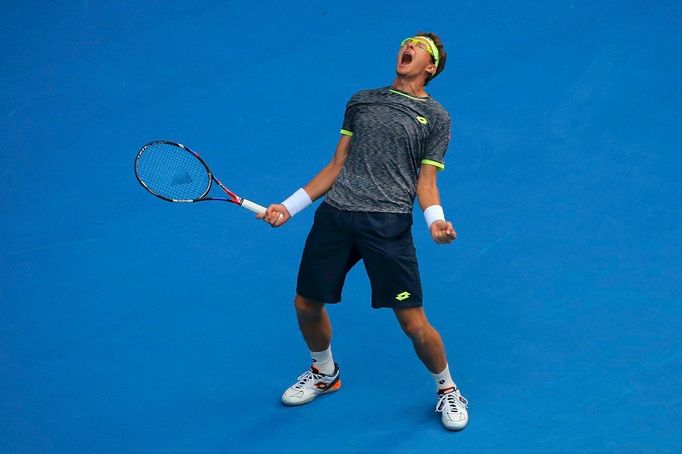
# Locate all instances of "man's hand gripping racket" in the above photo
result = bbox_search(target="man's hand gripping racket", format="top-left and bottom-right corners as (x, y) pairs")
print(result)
(258, 204), (291, 227)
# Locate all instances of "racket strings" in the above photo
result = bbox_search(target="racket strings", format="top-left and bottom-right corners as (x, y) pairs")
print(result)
(136, 143), (211, 201)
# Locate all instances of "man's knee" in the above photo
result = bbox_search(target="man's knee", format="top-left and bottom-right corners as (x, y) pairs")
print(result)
(395, 308), (431, 341)
(294, 294), (324, 319)
(400, 319), (431, 342)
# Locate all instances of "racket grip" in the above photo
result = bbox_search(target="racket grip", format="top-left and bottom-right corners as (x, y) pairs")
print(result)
(241, 198), (267, 215)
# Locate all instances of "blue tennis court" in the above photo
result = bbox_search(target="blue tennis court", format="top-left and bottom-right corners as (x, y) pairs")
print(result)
(2, 1), (681, 452)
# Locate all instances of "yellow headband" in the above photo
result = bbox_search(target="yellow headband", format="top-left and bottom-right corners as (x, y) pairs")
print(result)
(414, 36), (440, 69)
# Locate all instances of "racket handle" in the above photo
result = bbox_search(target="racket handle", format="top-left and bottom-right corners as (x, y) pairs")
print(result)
(241, 198), (267, 215)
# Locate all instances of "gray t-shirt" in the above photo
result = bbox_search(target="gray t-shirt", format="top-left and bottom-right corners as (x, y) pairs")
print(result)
(325, 87), (451, 214)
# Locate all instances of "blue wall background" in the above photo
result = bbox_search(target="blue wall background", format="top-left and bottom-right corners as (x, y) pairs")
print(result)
(2, 1), (681, 452)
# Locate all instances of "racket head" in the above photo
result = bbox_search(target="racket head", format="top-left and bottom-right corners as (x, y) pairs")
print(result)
(134, 141), (212, 202)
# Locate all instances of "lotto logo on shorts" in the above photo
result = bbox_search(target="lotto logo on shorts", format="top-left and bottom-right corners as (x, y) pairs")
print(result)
(395, 291), (411, 301)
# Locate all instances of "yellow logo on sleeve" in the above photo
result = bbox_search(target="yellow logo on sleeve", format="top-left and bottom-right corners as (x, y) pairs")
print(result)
(416, 116), (428, 125)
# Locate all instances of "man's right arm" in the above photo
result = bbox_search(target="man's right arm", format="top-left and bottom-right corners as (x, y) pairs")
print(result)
(259, 134), (351, 226)
(302, 134), (351, 200)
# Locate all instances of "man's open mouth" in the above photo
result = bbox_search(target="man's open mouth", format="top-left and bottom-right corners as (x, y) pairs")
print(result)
(401, 53), (413, 65)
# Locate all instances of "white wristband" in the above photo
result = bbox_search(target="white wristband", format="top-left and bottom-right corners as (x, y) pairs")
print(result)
(282, 188), (312, 217)
(424, 205), (445, 228)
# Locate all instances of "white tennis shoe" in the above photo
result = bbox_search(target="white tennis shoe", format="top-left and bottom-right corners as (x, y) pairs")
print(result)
(436, 387), (469, 431)
(281, 364), (341, 406)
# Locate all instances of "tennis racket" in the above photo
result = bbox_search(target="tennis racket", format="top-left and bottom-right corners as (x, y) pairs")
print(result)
(134, 140), (266, 214)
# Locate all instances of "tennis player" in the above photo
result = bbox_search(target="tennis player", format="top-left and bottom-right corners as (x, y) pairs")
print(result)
(258, 32), (468, 431)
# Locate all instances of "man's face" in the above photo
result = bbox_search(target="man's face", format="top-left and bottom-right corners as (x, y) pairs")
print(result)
(396, 38), (436, 80)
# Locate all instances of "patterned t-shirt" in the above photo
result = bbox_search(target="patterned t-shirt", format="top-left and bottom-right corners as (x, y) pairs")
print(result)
(325, 87), (451, 214)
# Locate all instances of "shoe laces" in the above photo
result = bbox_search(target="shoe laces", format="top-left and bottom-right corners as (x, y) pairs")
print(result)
(292, 369), (324, 391)
(436, 389), (468, 413)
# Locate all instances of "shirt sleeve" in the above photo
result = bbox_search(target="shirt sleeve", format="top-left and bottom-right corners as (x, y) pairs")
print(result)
(340, 95), (356, 136)
(421, 112), (451, 170)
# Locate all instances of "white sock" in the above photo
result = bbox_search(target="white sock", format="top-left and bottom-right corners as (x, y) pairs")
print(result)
(310, 346), (335, 375)
(432, 364), (456, 393)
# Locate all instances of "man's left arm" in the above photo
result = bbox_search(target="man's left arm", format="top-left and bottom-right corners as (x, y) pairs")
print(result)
(416, 164), (457, 244)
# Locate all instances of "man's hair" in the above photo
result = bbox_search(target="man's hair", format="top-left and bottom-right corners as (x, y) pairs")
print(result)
(416, 31), (447, 85)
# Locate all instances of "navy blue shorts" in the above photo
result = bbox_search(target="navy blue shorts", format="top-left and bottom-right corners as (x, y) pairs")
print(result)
(296, 202), (423, 309)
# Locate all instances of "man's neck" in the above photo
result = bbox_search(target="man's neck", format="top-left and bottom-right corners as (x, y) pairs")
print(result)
(391, 76), (428, 98)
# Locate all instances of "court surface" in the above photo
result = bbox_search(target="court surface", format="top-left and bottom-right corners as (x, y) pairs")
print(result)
(1, 1), (681, 452)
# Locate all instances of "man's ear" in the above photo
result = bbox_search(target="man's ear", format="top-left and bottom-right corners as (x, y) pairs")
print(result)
(426, 63), (437, 76)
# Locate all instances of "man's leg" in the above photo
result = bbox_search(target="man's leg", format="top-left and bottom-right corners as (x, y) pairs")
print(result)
(393, 306), (446, 373)
(282, 203), (353, 405)
(394, 306), (469, 431)
(295, 294), (331, 352)
(281, 294), (341, 406)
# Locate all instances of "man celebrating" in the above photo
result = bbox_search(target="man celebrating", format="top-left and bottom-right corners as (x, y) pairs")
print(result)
(259, 32), (468, 431)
